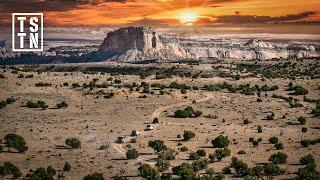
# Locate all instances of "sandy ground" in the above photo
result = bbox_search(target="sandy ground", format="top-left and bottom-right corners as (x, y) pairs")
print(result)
(0, 62), (319, 179)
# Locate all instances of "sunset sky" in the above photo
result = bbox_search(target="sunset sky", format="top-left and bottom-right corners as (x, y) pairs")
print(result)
(1, 0), (320, 27)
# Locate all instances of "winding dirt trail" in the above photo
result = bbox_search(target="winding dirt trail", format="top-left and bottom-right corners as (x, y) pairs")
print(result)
(110, 92), (213, 165)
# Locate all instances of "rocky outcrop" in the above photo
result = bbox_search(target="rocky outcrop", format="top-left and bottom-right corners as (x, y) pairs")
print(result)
(97, 27), (189, 61)
(1, 27), (319, 64)
(96, 27), (319, 62)
(244, 39), (271, 49)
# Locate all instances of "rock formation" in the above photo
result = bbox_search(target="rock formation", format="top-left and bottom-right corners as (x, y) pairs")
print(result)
(96, 27), (319, 62)
(97, 27), (189, 61)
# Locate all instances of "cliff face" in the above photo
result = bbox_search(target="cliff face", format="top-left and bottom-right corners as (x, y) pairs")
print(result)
(96, 27), (319, 62)
(97, 26), (189, 61)
(98, 27), (161, 54)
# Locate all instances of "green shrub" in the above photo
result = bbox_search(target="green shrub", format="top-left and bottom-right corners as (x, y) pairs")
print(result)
(0, 146), (2, 153)
(27, 166), (56, 180)
(311, 107), (320, 117)
(183, 130), (196, 141)
(302, 127), (308, 133)
(57, 101), (68, 109)
(263, 163), (283, 176)
(301, 140), (311, 147)
(296, 163), (320, 180)
(192, 158), (209, 171)
(297, 116), (306, 125)
(138, 164), (159, 179)
(196, 149), (206, 157)
(158, 149), (176, 160)
(215, 148), (231, 161)
(83, 172), (104, 180)
(174, 109), (190, 118)
(181, 89), (187, 94)
(63, 162), (71, 172)
(172, 163), (196, 179)
(72, 83), (81, 88)
(268, 137), (279, 144)
(4, 134), (28, 152)
(174, 106), (202, 118)
(268, 152), (287, 164)
(212, 135), (230, 148)
(160, 173), (172, 180)
(0, 74), (5, 78)
(156, 158), (170, 172)
(291, 85), (308, 95)
(238, 150), (246, 154)
(0, 100), (7, 109)
(231, 157), (249, 177)
(257, 125), (262, 133)
(180, 146), (188, 152)
(300, 154), (315, 165)
(208, 153), (216, 162)
(65, 138), (81, 149)
(126, 149), (139, 159)
(0, 162), (22, 179)
(148, 140), (167, 152)
(275, 143), (284, 150)
(26, 100), (48, 109)
(189, 152), (200, 160)
(252, 165), (263, 177)
(243, 119), (251, 125)
(35, 82), (52, 87)
(6, 98), (15, 104)
(266, 112), (275, 120)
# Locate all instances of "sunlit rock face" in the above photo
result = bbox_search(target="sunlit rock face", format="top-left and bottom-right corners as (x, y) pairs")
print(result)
(98, 27), (160, 54)
(97, 26), (189, 61)
(96, 27), (319, 62)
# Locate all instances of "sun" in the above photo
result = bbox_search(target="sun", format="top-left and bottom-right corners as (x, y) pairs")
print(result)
(179, 11), (198, 25)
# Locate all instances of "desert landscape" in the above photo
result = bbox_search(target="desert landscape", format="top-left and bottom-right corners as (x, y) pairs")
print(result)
(1, 37), (320, 180)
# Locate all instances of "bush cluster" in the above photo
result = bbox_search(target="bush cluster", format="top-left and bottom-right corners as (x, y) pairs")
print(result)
(148, 140), (167, 152)
(0, 97), (15, 109)
(35, 82), (52, 87)
(65, 138), (81, 149)
(57, 101), (68, 109)
(289, 85), (308, 95)
(0, 162), (22, 179)
(268, 152), (288, 164)
(126, 149), (139, 159)
(212, 135), (230, 148)
(231, 157), (284, 177)
(209, 148), (231, 162)
(83, 172), (104, 180)
(26, 166), (56, 180)
(4, 134), (28, 152)
(26, 100), (48, 109)
(138, 164), (159, 179)
(174, 106), (202, 118)
(183, 130), (196, 141)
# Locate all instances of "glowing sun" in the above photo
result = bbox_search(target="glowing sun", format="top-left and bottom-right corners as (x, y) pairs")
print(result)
(179, 11), (198, 25)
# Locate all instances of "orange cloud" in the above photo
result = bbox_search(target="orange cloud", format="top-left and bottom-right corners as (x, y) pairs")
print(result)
(0, 0), (319, 26)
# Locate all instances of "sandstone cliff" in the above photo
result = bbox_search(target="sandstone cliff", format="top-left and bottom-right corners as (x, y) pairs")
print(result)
(96, 27), (319, 62)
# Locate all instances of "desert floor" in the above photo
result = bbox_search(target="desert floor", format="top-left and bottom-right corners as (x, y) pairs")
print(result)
(0, 60), (319, 179)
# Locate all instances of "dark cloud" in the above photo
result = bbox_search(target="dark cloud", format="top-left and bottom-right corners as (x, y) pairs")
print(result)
(0, 0), (127, 13)
(215, 11), (317, 24)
